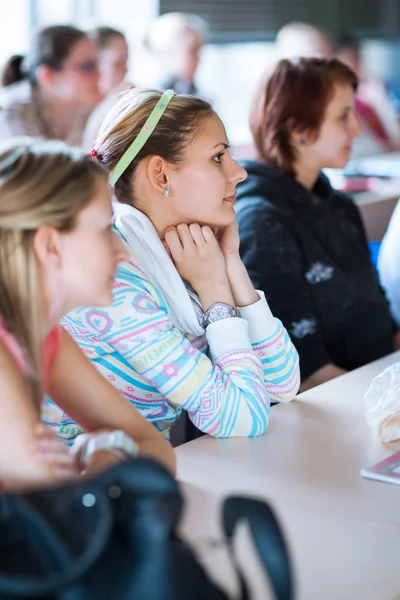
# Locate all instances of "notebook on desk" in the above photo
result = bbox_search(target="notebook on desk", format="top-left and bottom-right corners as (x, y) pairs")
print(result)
(360, 450), (400, 485)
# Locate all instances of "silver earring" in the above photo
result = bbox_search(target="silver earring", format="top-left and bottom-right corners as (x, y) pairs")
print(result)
(163, 186), (170, 198)
(298, 138), (306, 146)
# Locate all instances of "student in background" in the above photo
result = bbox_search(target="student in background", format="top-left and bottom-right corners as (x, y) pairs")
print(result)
(276, 21), (333, 60)
(90, 26), (130, 97)
(55, 87), (300, 442)
(144, 12), (207, 96)
(335, 33), (400, 157)
(0, 26), (101, 145)
(235, 58), (400, 391)
(83, 28), (133, 151)
(0, 138), (175, 492)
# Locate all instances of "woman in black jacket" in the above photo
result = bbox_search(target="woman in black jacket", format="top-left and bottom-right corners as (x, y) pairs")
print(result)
(236, 57), (399, 390)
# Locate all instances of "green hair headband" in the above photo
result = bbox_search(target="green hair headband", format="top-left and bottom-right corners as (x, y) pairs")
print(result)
(109, 89), (176, 187)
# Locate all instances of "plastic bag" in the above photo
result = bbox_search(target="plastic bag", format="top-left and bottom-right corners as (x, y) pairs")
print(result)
(365, 362), (400, 442)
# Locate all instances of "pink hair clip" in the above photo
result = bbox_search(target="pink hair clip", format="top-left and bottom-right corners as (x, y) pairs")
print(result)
(90, 148), (98, 158)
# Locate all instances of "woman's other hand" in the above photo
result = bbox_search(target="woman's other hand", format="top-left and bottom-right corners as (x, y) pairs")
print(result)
(215, 221), (260, 308)
(215, 221), (240, 258)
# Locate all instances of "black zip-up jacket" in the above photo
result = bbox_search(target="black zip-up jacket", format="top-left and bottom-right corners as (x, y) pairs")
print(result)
(236, 160), (395, 381)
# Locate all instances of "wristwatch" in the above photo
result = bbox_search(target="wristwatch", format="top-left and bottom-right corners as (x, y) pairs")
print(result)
(202, 302), (241, 329)
(81, 430), (139, 467)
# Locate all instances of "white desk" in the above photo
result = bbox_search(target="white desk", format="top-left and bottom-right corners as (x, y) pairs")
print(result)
(176, 352), (400, 600)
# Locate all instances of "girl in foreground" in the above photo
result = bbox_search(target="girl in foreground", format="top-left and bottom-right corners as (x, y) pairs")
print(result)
(0, 138), (175, 492)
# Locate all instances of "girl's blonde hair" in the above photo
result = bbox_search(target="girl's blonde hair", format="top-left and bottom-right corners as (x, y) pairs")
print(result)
(95, 87), (214, 205)
(0, 138), (107, 410)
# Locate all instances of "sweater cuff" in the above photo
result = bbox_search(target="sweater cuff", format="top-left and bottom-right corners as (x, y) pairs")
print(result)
(206, 317), (252, 362)
(238, 290), (279, 342)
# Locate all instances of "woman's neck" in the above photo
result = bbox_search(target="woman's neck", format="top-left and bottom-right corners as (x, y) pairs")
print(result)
(133, 200), (174, 240)
(293, 158), (320, 191)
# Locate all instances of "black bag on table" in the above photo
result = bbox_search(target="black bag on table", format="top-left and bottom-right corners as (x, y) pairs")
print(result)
(0, 459), (293, 600)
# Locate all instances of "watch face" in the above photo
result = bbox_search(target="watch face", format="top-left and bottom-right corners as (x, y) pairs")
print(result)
(209, 304), (231, 322)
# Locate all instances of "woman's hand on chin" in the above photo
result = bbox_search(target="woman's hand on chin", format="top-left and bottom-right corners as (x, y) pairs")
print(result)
(164, 223), (234, 310)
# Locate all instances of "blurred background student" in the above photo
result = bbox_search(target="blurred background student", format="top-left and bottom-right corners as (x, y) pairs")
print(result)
(335, 32), (400, 157)
(83, 26), (132, 150)
(90, 26), (130, 97)
(0, 25), (101, 145)
(275, 21), (333, 59)
(144, 12), (207, 96)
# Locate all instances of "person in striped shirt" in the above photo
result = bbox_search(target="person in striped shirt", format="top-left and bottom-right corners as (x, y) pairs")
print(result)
(44, 88), (300, 440)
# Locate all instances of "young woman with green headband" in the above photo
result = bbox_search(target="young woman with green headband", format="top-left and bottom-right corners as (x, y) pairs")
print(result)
(54, 88), (300, 441)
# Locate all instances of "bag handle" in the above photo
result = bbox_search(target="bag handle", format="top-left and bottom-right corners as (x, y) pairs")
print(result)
(222, 497), (293, 600)
(0, 492), (112, 596)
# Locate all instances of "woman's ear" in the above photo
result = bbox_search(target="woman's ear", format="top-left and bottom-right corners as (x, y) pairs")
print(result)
(146, 155), (170, 195)
(35, 65), (57, 89)
(291, 129), (309, 147)
(33, 226), (62, 269)
(290, 123), (318, 148)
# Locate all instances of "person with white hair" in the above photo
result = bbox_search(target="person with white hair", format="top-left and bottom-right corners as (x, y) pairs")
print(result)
(276, 21), (333, 60)
(145, 12), (207, 95)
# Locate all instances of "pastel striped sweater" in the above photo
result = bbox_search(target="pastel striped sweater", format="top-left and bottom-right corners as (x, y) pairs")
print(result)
(43, 249), (300, 440)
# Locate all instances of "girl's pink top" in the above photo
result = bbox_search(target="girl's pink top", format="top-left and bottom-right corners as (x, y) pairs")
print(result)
(0, 317), (62, 390)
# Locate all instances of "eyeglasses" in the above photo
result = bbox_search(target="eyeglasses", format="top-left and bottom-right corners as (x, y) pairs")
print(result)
(70, 60), (99, 74)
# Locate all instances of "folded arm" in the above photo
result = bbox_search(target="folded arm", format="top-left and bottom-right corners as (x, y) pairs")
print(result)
(71, 267), (272, 438)
(48, 330), (176, 475)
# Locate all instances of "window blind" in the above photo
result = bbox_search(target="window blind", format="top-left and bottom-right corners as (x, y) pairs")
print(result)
(160, 0), (383, 43)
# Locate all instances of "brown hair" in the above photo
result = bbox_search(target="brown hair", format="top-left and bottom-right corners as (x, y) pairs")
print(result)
(95, 87), (214, 205)
(20, 25), (87, 86)
(1, 55), (25, 87)
(249, 57), (358, 176)
(90, 26), (126, 50)
(0, 138), (106, 409)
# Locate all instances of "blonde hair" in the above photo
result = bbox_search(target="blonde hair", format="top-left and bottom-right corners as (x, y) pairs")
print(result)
(95, 87), (214, 205)
(145, 12), (207, 55)
(0, 138), (107, 410)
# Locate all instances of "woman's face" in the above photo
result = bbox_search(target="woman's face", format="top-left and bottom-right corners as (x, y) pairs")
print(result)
(163, 114), (247, 229)
(50, 178), (128, 316)
(52, 37), (101, 107)
(98, 36), (129, 96)
(304, 83), (362, 169)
